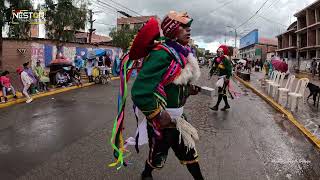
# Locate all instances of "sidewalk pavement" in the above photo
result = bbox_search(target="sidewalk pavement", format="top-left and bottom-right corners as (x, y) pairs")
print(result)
(0, 77), (120, 109)
(248, 71), (320, 141)
(294, 71), (320, 86)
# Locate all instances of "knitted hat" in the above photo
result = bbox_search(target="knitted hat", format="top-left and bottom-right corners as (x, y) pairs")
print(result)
(129, 17), (161, 60)
(23, 62), (29, 67)
(217, 45), (229, 55)
(161, 11), (193, 39)
(16, 67), (23, 74)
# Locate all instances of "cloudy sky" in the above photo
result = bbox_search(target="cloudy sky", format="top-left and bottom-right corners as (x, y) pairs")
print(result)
(90, 0), (315, 52)
(2, 0), (315, 52)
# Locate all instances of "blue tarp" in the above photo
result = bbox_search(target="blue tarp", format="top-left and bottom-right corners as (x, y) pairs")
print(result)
(94, 49), (106, 57)
(44, 45), (53, 67)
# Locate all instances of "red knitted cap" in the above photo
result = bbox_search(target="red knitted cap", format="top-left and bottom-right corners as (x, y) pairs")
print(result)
(217, 45), (229, 55)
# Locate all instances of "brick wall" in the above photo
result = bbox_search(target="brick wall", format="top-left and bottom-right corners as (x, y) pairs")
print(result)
(254, 44), (277, 61)
(2, 40), (32, 90)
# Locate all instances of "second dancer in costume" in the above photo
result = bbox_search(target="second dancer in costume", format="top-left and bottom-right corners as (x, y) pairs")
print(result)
(210, 45), (232, 111)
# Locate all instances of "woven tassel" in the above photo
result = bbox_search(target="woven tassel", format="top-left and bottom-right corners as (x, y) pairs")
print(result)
(175, 117), (199, 151)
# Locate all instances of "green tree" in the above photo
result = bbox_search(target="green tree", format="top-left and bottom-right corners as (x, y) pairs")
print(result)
(0, 0), (4, 68)
(192, 45), (204, 58)
(45, 0), (87, 43)
(5, 0), (33, 38)
(109, 25), (139, 51)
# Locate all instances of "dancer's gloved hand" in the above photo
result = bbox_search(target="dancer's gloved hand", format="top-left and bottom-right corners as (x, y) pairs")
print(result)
(158, 110), (173, 128)
(224, 79), (230, 85)
(188, 84), (201, 95)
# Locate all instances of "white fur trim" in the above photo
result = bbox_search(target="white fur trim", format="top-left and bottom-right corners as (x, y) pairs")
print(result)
(173, 53), (201, 85)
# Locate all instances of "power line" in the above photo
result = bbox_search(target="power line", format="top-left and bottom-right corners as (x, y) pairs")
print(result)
(236, 0), (270, 29)
(103, 0), (142, 16)
(236, 0), (280, 32)
(96, 0), (120, 11)
(93, 4), (117, 15)
(257, 15), (287, 27)
(210, 0), (234, 15)
(91, 2), (117, 14)
(94, 0), (151, 27)
(95, 21), (115, 26)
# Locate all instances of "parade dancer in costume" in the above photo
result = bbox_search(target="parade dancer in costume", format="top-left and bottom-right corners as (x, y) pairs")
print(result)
(210, 45), (232, 111)
(131, 11), (204, 180)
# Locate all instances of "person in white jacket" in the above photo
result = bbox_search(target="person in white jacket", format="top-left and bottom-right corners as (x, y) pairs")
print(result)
(16, 68), (33, 103)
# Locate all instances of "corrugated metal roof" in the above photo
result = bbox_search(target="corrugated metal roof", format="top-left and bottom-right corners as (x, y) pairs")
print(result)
(117, 16), (156, 25)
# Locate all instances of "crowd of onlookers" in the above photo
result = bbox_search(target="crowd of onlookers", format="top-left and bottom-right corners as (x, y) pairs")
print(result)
(234, 58), (264, 73)
(0, 60), (84, 104)
(0, 52), (118, 104)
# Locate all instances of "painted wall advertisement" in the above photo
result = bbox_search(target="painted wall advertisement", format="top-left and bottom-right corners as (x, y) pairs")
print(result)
(30, 43), (123, 69)
(240, 29), (259, 49)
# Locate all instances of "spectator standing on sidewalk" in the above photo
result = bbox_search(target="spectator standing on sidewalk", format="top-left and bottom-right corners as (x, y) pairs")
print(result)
(311, 59), (317, 78)
(34, 61), (50, 91)
(264, 60), (270, 76)
(259, 59), (263, 71)
(0, 71), (17, 102)
(86, 59), (94, 82)
(318, 61), (320, 80)
(16, 68), (33, 103)
(23, 62), (38, 94)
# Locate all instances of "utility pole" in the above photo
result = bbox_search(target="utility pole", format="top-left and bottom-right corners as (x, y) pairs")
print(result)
(226, 26), (237, 48)
(234, 29), (237, 48)
(88, 10), (96, 43)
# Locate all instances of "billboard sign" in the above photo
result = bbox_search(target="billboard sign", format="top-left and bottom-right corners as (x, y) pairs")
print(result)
(240, 29), (259, 49)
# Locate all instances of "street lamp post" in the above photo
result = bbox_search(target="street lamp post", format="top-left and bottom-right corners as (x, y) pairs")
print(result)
(226, 25), (237, 48)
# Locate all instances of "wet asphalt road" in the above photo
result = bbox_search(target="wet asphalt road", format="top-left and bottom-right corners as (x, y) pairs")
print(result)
(0, 68), (320, 180)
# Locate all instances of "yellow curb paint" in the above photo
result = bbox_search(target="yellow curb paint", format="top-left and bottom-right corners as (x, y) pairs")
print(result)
(0, 83), (94, 109)
(111, 77), (120, 80)
(0, 76), (121, 109)
(234, 75), (320, 150)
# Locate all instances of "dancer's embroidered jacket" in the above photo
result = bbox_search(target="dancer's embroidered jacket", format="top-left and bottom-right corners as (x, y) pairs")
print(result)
(214, 56), (232, 79)
(131, 42), (200, 120)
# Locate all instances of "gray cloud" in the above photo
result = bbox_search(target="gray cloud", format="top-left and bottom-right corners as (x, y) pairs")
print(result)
(91, 0), (315, 44)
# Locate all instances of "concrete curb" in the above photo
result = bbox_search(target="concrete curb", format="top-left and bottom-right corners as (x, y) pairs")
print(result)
(234, 75), (320, 150)
(0, 76), (120, 109)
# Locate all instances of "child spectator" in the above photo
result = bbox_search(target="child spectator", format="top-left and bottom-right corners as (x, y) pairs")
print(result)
(0, 71), (17, 102)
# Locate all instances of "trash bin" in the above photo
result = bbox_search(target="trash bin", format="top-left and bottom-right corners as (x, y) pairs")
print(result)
(241, 72), (250, 81)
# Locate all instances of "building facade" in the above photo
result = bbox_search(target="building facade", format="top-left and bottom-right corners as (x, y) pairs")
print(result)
(295, 0), (320, 71)
(276, 0), (320, 71)
(276, 21), (297, 61)
(239, 29), (277, 61)
(117, 16), (157, 30)
(75, 32), (112, 44)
